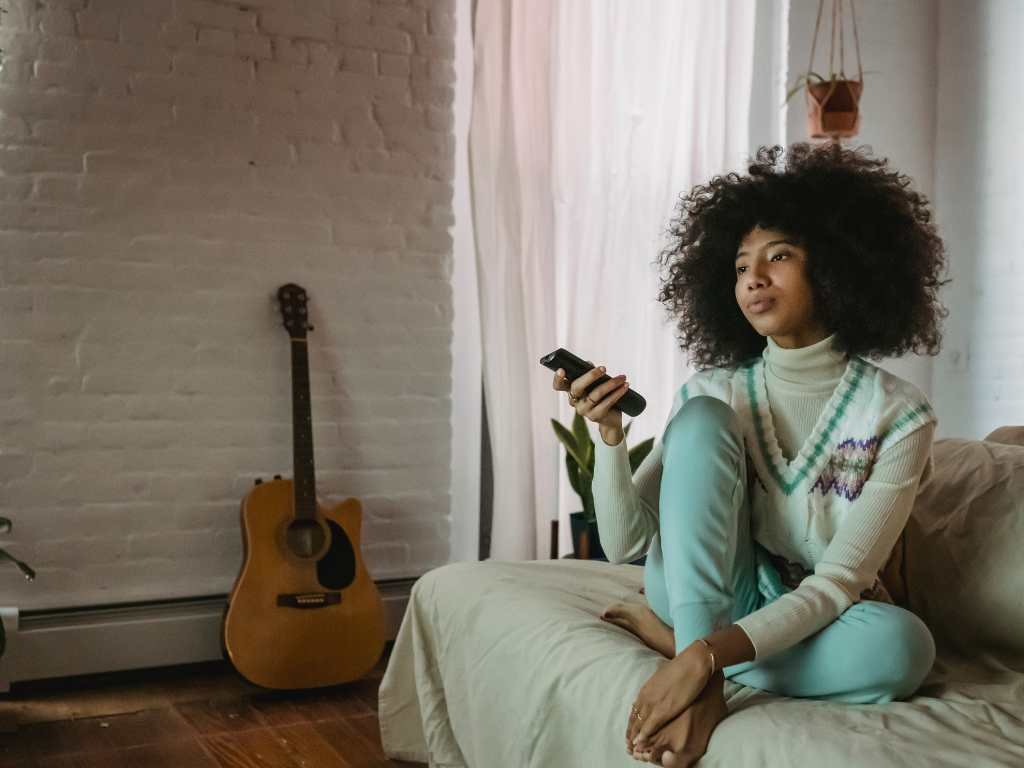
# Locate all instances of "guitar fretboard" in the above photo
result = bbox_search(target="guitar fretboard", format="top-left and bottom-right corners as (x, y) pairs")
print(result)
(290, 337), (317, 520)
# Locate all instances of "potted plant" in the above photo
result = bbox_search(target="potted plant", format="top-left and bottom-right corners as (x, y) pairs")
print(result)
(782, 0), (876, 140)
(783, 71), (871, 140)
(550, 412), (654, 563)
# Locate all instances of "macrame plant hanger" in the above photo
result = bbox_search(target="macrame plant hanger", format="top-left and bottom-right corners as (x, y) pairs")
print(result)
(805, 0), (864, 146)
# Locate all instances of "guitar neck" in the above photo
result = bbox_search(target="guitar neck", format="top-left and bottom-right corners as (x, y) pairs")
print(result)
(290, 336), (317, 520)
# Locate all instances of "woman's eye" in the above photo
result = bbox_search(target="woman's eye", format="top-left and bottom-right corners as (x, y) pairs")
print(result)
(737, 252), (789, 275)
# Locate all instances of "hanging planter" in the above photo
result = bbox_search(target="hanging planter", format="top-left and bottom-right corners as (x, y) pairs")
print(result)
(806, 76), (863, 139)
(783, 0), (869, 141)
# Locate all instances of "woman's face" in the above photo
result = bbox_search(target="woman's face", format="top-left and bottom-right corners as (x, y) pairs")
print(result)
(733, 226), (829, 349)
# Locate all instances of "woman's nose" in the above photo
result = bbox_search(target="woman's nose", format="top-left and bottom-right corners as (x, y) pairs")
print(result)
(744, 271), (768, 289)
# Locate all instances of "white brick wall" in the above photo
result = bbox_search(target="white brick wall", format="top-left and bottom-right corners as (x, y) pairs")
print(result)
(0, 0), (456, 610)
(788, 0), (1024, 439)
(930, 0), (1024, 440)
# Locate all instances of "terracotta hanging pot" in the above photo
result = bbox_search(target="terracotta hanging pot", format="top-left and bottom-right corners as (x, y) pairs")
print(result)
(806, 78), (863, 139)
(800, 0), (865, 141)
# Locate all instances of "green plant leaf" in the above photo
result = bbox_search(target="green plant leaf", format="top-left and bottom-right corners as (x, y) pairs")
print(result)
(572, 410), (591, 452)
(573, 410), (595, 476)
(782, 70), (875, 107)
(582, 481), (596, 525)
(566, 451), (582, 498)
(551, 417), (592, 481)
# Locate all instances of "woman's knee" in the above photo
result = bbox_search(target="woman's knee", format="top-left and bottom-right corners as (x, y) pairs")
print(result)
(664, 396), (742, 449)
(855, 602), (936, 702)
(885, 606), (936, 700)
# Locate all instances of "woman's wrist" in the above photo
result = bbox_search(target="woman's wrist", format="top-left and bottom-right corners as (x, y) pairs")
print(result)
(681, 640), (717, 688)
(692, 624), (756, 670)
(696, 638), (717, 676)
(600, 426), (624, 446)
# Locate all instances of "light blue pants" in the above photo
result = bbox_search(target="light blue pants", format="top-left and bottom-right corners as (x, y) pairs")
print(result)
(643, 396), (936, 704)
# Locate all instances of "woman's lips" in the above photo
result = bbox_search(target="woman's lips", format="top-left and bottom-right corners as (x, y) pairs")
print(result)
(748, 298), (775, 314)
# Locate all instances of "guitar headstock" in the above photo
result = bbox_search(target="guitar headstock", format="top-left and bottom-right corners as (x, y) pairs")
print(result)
(276, 283), (314, 338)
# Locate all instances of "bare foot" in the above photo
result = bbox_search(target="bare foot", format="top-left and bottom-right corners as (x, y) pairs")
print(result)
(631, 672), (728, 765)
(600, 601), (675, 659)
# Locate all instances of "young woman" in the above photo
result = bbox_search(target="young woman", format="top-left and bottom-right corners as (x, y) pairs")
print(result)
(552, 142), (950, 767)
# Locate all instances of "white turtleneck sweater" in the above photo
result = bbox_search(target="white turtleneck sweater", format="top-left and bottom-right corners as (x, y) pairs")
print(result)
(592, 333), (935, 661)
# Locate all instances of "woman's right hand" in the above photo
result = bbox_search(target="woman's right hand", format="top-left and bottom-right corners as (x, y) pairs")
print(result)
(551, 360), (630, 445)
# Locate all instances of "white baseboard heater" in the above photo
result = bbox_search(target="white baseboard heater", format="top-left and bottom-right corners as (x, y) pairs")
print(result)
(0, 578), (415, 692)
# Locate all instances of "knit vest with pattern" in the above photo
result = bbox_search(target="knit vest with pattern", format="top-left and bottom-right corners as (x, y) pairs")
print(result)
(678, 353), (937, 591)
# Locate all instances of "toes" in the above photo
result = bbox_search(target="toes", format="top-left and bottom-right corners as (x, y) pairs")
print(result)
(627, 740), (654, 763)
(633, 738), (659, 763)
(637, 735), (673, 765)
(601, 601), (624, 618)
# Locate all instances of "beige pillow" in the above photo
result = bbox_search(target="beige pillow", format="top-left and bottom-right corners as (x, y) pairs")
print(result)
(892, 437), (1024, 663)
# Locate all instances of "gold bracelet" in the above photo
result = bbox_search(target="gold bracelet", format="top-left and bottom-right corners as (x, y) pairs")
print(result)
(697, 638), (717, 676)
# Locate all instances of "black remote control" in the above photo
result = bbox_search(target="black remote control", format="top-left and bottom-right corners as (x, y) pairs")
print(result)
(539, 347), (647, 417)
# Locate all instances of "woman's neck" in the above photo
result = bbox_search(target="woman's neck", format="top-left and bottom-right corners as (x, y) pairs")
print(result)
(763, 332), (848, 389)
(767, 322), (830, 350)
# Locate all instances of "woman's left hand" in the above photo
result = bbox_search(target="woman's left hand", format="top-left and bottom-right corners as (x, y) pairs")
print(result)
(626, 642), (713, 749)
(631, 671), (729, 766)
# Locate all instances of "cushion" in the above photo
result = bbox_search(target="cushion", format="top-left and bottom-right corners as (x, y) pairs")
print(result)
(901, 437), (1024, 664)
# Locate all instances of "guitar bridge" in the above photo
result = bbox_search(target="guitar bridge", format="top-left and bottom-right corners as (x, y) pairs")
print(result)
(276, 592), (341, 609)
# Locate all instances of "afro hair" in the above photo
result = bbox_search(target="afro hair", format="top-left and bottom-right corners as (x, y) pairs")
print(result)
(654, 142), (952, 371)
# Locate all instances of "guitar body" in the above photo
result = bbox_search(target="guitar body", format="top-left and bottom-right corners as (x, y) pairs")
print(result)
(223, 478), (387, 689)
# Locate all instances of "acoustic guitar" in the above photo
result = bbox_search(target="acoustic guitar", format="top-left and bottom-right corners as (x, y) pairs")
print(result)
(222, 283), (387, 689)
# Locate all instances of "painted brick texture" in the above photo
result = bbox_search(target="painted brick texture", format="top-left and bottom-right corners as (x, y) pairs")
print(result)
(0, 0), (456, 609)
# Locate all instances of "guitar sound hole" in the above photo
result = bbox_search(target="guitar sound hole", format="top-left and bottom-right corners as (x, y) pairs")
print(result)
(286, 520), (326, 559)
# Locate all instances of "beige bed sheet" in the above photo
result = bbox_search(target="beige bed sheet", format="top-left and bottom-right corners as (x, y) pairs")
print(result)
(379, 558), (1023, 767)
(379, 438), (1024, 767)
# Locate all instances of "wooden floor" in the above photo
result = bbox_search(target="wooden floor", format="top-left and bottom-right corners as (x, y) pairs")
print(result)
(0, 641), (423, 767)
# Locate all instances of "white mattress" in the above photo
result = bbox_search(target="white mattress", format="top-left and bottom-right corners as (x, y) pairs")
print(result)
(378, 557), (1024, 767)
(379, 437), (1024, 767)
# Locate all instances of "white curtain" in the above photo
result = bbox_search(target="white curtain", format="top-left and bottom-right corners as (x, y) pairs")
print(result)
(470, 0), (759, 560)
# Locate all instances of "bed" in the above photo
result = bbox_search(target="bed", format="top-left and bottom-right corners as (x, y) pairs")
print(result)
(378, 434), (1024, 767)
